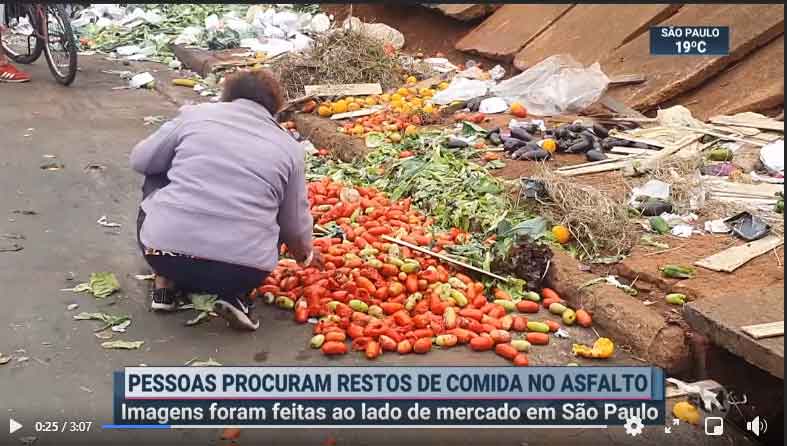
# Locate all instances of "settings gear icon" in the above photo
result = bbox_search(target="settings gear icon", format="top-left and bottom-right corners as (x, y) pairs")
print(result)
(624, 416), (645, 437)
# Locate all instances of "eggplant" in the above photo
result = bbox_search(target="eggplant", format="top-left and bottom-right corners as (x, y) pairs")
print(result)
(446, 137), (469, 148)
(503, 137), (527, 152)
(602, 137), (633, 150)
(466, 97), (483, 112)
(585, 149), (607, 162)
(510, 127), (534, 142)
(566, 123), (586, 133)
(592, 123), (610, 139)
(510, 147), (529, 160)
(638, 199), (673, 217)
(566, 133), (593, 153)
(522, 149), (551, 161)
(488, 132), (502, 146)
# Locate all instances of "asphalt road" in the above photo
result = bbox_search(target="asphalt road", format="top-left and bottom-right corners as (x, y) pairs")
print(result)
(0, 56), (753, 446)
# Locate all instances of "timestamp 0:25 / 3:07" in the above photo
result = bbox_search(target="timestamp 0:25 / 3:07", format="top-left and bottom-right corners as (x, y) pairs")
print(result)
(35, 421), (93, 433)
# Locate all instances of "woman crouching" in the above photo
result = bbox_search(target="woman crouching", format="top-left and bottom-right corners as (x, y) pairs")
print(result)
(130, 69), (322, 330)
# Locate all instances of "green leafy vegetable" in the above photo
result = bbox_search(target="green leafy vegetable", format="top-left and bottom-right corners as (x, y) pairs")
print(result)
(73, 312), (130, 332)
(101, 340), (144, 350)
(62, 272), (120, 298)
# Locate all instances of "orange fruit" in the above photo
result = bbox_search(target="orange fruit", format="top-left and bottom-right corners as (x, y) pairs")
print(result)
(317, 105), (333, 117)
(552, 225), (571, 244)
(542, 138), (558, 153)
(510, 102), (528, 118)
(406, 75), (418, 85)
(404, 125), (418, 136)
(347, 102), (362, 112)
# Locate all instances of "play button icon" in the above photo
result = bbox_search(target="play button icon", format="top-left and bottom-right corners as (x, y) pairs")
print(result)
(9, 418), (22, 434)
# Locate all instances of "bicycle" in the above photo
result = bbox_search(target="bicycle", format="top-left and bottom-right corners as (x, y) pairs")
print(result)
(1, 3), (78, 86)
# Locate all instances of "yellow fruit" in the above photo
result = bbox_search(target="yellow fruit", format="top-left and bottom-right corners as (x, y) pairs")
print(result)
(408, 87), (418, 95)
(422, 104), (435, 114)
(381, 94), (391, 103)
(390, 93), (403, 102)
(365, 96), (378, 106)
(438, 82), (450, 90)
(389, 132), (402, 143)
(410, 97), (423, 107)
(347, 102), (362, 112)
(332, 100), (348, 114)
(542, 138), (558, 153)
(421, 89), (435, 97)
(352, 125), (365, 136)
(318, 105), (333, 117)
(344, 96), (356, 104)
(552, 225), (571, 244)
(406, 76), (418, 85)
(397, 87), (409, 96)
(404, 125), (418, 136)
(672, 402), (701, 425)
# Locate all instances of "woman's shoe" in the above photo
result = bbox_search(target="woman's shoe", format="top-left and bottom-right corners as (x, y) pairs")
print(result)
(150, 288), (182, 312)
(214, 295), (260, 331)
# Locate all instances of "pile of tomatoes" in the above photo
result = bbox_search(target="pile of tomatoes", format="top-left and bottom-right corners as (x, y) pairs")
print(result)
(255, 178), (592, 365)
(338, 110), (427, 142)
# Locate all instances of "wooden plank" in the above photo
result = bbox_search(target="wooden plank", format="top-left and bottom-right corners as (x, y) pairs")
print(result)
(329, 105), (384, 120)
(741, 321), (785, 340)
(608, 74), (646, 87)
(674, 126), (769, 147)
(695, 235), (784, 273)
(556, 154), (643, 171)
(610, 146), (660, 155)
(382, 235), (510, 282)
(707, 181), (784, 198)
(710, 116), (784, 133)
(556, 159), (639, 176)
(304, 83), (382, 97)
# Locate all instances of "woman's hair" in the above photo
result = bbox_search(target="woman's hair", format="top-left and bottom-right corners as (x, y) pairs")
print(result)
(221, 69), (285, 114)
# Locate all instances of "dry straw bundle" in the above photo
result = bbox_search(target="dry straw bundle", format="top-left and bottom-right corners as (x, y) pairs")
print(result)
(533, 165), (637, 260)
(271, 29), (406, 100)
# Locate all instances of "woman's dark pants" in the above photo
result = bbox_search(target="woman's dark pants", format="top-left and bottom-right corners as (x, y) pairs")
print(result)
(137, 174), (268, 298)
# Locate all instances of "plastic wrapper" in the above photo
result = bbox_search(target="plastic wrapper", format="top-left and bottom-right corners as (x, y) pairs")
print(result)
(431, 77), (494, 105)
(491, 54), (609, 116)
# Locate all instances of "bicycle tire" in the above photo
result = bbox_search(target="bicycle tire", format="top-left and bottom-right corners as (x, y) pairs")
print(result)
(43, 4), (77, 86)
(1, 8), (44, 64)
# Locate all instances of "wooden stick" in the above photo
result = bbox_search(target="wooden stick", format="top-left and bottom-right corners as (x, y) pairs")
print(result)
(674, 126), (768, 147)
(381, 235), (510, 282)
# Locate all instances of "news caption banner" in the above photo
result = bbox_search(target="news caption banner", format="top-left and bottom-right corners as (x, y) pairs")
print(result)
(650, 26), (730, 56)
(107, 366), (665, 429)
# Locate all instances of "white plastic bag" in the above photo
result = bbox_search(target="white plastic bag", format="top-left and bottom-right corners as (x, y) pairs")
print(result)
(431, 77), (493, 105)
(491, 54), (609, 116)
(479, 97), (508, 114)
(760, 139), (784, 175)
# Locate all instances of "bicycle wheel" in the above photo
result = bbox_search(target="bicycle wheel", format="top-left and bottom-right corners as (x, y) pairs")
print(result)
(0, 7), (44, 64)
(42, 4), (77, 86)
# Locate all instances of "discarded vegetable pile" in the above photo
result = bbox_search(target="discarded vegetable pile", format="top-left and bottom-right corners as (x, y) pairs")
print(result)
(272, 29), (409, 100)
(255, 178), (595, 364)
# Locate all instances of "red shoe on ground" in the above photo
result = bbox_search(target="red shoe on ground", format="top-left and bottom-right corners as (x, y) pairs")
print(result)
(0, 63), (31, 83)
